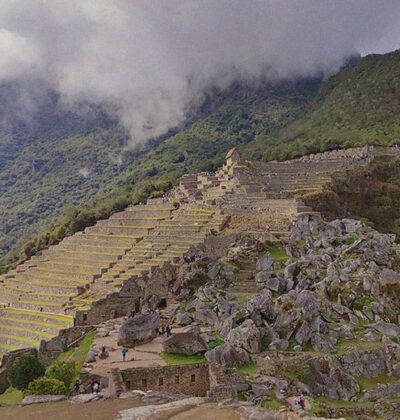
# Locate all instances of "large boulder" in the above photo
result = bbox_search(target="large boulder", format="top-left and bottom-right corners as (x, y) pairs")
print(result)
(118, 313), (160, 346)
(227, 319), (262, 353)
(176, 312), (193, 326)
(256, 252), (274, 271)
(193, 308), (219, 327)
(162, 331), (207, 355)
(295, 290), (320, 321)
(311, 333), (337, 353)
(205, 343), (250, 367)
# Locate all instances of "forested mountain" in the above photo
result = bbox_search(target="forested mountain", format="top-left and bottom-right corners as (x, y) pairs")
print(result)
(1, 48), (399, 271)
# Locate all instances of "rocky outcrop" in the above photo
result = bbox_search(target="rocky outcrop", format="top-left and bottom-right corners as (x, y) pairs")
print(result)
(118, 313), (160, 346)
(205, 343), (250, 367)
(162, 331), (208, 355)
(227, 319), (262, 354)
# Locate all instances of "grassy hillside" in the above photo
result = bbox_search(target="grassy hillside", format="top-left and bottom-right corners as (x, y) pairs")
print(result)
(245, 49), (400, 161)
(0, 79), (321, 271)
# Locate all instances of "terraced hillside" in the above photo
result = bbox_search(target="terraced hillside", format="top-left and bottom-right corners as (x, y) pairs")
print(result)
(0, 200), (227, 359)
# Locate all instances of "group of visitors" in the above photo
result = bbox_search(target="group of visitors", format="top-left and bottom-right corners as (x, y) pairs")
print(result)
(157, 324), (172, 337)
(183, 254), (201, 264)
(294, 395), (306, 410)
(73, 378), (100, 394)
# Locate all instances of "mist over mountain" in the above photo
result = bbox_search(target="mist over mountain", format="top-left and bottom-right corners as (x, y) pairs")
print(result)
(0, 1), (399, 145)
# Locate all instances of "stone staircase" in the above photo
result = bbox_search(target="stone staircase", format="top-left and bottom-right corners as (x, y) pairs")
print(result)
(0, 201), (227, 359)
(96, 207), (228, 288)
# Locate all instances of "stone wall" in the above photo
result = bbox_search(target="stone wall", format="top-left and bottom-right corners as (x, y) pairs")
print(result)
(75, 292), (139, 326)
(120, 363), (210, 396)
(38, 325), (94, 365)
(0, 347), (37, 393)
(338, 348), (387, 377)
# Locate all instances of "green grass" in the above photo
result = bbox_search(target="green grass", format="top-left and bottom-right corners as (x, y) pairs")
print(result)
(356, 372), (397, 391)
(336, 336), (382, 355)
(208, 332), (224, 351)
(235, 361), (258, 379)
(283, 366), (310, 384)
(235, 293), (253, 308)
(262, 241), (291, 263)
(0, 387), (23, 406)
(261, 389), (283, 410)
(160, 352), (206, 365)
(66, 330), (96, 372)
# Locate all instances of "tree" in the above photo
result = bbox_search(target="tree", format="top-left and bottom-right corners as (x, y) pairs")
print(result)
(8, 355), (45, 390)
(46, 361), (76, 389)
(26, 377), (66, 395)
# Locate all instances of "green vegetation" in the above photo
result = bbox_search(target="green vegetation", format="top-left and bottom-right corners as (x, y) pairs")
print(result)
(3, 49), (400, 270)
(208, 332), (224, 351)
(235, 361), (258, 379)
(61, 330), (96, 374)
(8, 355), (45, 390)
(261, 241), (291, 263)
(0, 387), (23, 406)
(356, 372), (397, 392)
(160, 351), (206, 365)
(25, 377), (66, 396)
(283, 365), (310, 384)
(46, 361), (76, 389)
(342, 236), (358, 245)
(236, 293), (253, 308)
(261, 389), (282, 410)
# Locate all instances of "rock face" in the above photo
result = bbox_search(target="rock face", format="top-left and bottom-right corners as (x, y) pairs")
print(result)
(162, 331), (208, 355)
(205, 343), (250, 367)
(118, 313), (160, 346)
(227, 319), (262, 353)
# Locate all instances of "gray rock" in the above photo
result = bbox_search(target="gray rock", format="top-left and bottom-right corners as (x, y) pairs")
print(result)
(266, 277), (286, 293)
(69, 393), (103, 404)
(118, 313), (160, 346)
(162, 331), (207, 355)
(256, 252), (274, 271)
(365, 330), (381, 342)
(295, 321), (312, 346)
(311, 334), (337, 353)
(194, 308), (219, 327)
(371, 321), (400, 338)
(85, 350), (97, 363)
(22, 395), (66, 406)
(245, 290), (277, 322)
(255, 271), (270, 284)
(205, 343), (250, 367)
(227, 319), (261, 353)
(284, 261), (298, 280)
(176, 312), (193, 326)
(269, 338), (289, 351)
(295, 290), (320, 321)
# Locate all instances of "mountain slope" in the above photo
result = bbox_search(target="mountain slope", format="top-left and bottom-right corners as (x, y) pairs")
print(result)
(0, 78), (321, 269)
(245, 49), (400, 161)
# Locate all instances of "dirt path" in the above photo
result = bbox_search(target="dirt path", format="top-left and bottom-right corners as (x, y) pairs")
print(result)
(0, 398), (143, 420)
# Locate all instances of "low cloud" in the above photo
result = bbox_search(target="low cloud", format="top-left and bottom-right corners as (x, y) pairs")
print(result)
(0, 1), (399, 144)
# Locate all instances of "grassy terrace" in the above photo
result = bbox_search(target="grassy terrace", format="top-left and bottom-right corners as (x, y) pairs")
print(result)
(160, 351), (206, 365)
(2, 308), (73, 324)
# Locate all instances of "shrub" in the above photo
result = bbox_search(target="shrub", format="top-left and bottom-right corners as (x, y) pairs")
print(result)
(46, 361), (76, 389)
(26, 377), (66, 395)
(8, 355), (45, 390)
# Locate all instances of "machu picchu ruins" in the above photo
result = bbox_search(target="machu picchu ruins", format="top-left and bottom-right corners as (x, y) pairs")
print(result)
(2, 146), (400, 419)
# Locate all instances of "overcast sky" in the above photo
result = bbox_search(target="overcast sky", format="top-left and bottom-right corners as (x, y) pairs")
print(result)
(0, 0), (399, 143)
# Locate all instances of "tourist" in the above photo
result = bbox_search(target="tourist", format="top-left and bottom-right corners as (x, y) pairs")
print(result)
(122, 347), (127, 361)
(74, 379), (81, 395)
(90, 378), (95, 393)
(166, 325), (171, 337)
(93, 380), (100, 393)
(299, 395), (305, 410)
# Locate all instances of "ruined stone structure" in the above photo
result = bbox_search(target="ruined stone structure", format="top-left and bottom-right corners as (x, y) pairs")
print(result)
(117, 363), (210, 397)
(1, 144), (400, 363)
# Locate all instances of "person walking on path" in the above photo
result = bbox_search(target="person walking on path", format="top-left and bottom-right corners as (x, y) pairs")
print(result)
(166, 325), (171, 337)
(122, 347), (127, 361)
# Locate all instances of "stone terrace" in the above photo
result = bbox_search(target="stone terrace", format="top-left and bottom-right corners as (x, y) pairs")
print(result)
(0, 201), (228, 359)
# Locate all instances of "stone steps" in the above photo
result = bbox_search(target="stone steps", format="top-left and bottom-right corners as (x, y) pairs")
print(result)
(0, 316), (67, 335)
(85, 226), (154, 236)
(13, 272), (89, 287)
(0, 332), (41, 348)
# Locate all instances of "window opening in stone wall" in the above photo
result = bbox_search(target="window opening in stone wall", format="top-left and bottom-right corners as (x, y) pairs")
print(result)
(83, 313), (87, 322)
(191, 374), (195, 383)
(159, 377), (164, 386)
(158, 298), (167, 309)
(175, 375), (179, 384)
(126, 380), (131, 390)
(142, 378), (147, 387)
